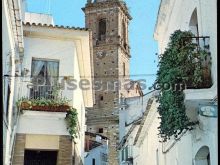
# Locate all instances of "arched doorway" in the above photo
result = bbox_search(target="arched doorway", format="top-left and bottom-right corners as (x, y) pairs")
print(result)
(195, 146), (211, 165)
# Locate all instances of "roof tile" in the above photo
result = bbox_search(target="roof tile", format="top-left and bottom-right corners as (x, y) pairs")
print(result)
(23, 21), (88, 31)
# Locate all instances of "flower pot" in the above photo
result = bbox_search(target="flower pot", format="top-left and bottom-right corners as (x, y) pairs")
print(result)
(202, 67), (210, 79)
(31, 105), (42, 111)
(20, 102), (31, 110)
(202, 67), (212, 88)
(29, 105), (70, 112)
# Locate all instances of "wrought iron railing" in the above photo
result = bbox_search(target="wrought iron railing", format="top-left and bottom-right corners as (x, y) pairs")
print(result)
(29, 85), (56, 99)
(190, 36), (212, 88)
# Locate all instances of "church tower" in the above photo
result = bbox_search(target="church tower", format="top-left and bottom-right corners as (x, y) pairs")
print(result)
(82, 0), (132, 164)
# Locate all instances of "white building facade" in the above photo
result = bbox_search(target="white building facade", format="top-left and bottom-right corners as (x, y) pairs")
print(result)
(2, 0), (24, 164)
(136, 0), (218, 165)
(118, 91), (159, 165)
(118, 0), (217, 165)
(10, 18), (94, 164)
(84, 132), (108, 165)
(3, 1), (94, 164)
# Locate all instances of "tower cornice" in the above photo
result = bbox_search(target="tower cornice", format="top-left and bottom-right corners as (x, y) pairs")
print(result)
(82, 0), (132, 20)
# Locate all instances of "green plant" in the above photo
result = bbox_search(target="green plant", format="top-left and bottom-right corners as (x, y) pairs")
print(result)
(65, 108), (78, 139)
(155, 30), (210, 142)
(16, 97), (31, 107)
(17, 96), (70, 110)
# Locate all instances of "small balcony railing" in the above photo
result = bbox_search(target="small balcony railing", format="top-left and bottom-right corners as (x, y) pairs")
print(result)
(30, 85), (56, 99)
(183, 36), (212, 89)
(17, 85), (70, 112)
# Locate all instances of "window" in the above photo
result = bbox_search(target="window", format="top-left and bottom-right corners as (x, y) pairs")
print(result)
(99, 128), (103, 133)
(92, 158), (95, 165)
(195, 146), (210, 165)
(30, 59), (59, 99)
(207, 153), (210, 165)
(100, 95), (104, 101)
(31, 59), (59, 85)
(98, 19), (106, 41)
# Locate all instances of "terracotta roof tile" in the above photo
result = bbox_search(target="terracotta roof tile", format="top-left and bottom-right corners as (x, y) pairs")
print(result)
(23, 21), (89, 31)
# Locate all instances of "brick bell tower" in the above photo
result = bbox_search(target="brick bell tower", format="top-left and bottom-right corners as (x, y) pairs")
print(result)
(82, 0), (132, 164)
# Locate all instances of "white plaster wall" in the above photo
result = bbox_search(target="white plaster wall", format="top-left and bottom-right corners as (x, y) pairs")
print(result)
(137, 102), (218, 165)
(22, 25), (94, 107)
(155, 0), (217, 90)
(123, 94), (152, 125)
(129, 99), (217, 165)
(22, 36), (75, 103)
(153, 0), (218, 164)
(21, 32), (88, 163)
(24, 12), (54, 25)
(85, 144), (108, 165)
(138, 114), (161, 165)
(132, 100), (162, 165)
(2, 1), (19, 164)
(17, 111), (69, 135)
(73, 51), (86, 162)
(119, 94), (156, 164)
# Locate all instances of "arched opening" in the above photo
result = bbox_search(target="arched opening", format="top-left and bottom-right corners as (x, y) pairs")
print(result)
(98, 18), (106, 41)
(189, 8), (199, 36)
(188, 8), (212, 88)
(195, 146), (211, 165)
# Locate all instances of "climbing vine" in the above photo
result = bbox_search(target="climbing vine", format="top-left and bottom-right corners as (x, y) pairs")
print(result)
(155, 30), (211, 142)
(65, 108), (78, 139)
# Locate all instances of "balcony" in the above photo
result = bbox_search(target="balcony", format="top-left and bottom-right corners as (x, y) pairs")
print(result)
(180, 36), (217, 123)
(17, 85), (70, 112)
(30, 85), (55, 99)
(184, 36), (216, 102)
(184, 36), (212, 89)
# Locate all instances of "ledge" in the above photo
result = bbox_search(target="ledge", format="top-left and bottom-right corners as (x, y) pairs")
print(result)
(184, 83), (217, 101)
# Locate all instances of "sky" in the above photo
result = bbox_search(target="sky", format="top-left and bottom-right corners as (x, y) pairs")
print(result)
(25, 0), (160, 93)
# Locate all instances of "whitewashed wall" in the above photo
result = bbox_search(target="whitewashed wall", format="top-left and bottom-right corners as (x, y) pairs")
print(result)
(24, 12), (54, 25)
(154, 0), (217, 92)
(19, 25), (93, 164)
(149, 0), (218, 165)
(17, 111), (69, 135)
(85, 144), (108, 165)
(2, 0), (22, 164)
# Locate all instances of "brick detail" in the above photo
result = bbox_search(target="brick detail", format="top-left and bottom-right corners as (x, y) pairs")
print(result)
(12, 133), (26, 165)
(57, 135), (73, 165)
